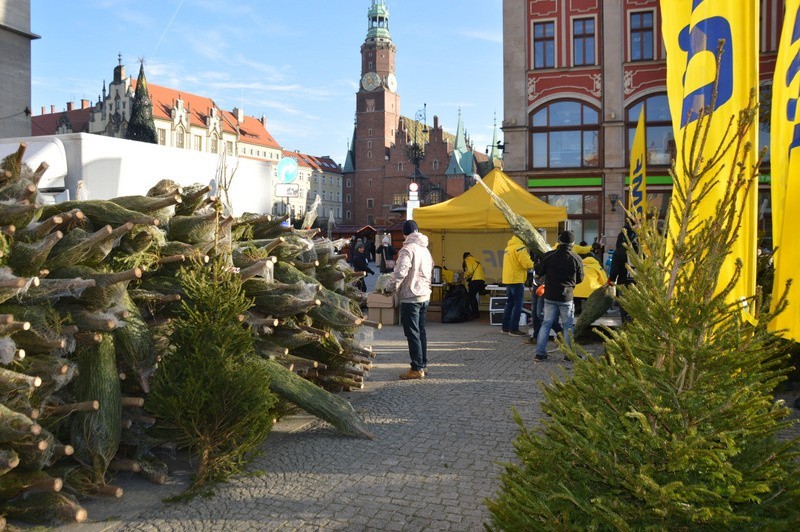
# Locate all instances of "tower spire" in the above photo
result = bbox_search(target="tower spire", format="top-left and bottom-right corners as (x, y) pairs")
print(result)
(490, 112), (503, 159)
(366, 0), (391, 42)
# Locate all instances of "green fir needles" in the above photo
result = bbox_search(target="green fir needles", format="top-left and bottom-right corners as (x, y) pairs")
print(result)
(486, 80), (800, 530)
(145, 256), (277, 495)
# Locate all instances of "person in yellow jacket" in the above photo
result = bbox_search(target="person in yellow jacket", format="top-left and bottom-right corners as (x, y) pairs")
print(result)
(501, 235), (534, 335)
(462, 252), (486, 319)
(573, 252), (608, 314)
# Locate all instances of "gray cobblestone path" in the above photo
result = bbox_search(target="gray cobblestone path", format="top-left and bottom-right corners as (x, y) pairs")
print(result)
(53, 319), (586, 531)
(51, 312), (800, 532)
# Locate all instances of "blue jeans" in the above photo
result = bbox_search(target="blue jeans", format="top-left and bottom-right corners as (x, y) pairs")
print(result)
(502, 283), (525, 331)
(531, 291), (562, 338)
(535, 299), (575, 356)
(400, 301), (429, 371)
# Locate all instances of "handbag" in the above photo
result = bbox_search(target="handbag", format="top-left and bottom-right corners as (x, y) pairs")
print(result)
(385, 259), (395, 270)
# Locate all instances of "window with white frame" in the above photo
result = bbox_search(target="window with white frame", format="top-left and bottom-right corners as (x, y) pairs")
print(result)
(573, 18), (595, 66)
(531, 100), (600, 168)
(533, 21), (555, 69)
(630, 11), (654, 61)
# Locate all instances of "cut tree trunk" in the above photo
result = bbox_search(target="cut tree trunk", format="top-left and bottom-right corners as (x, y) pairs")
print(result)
(260, 359), (373, 440)
(1, 492), (88, 525)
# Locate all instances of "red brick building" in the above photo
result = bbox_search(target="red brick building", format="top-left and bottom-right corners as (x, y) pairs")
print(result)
(502, 0), (782, 247)
(342, 0), (492, 227)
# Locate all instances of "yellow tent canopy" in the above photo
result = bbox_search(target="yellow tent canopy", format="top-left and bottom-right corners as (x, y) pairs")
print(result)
(412, 169), (568, 283)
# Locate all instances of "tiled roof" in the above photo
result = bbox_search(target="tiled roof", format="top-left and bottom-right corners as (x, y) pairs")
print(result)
(143, 82), (281, 150)
(227, 113), (280, 149)
(33, 82), (281, 151)
(143, 82), (231, 132)
(283, 150), (341, 174)
(31, 108), (91, 136)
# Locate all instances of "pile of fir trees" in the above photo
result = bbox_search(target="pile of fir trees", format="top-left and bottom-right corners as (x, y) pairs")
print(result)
(485, 86), (800, 527)
(0, 143), (375, 525)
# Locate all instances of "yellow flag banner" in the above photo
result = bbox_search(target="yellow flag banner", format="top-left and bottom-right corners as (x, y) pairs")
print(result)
(769, 0), (800, 341)
(629, 109), (647, 216)
(660, 0), (759, 319)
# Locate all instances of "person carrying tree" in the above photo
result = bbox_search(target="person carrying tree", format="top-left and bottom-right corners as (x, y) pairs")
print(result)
(534, 230), (584, 361)
(501, 235), (535, 336)
(608, 222), (638, 324)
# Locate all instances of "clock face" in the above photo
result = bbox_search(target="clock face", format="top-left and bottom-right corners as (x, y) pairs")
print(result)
(386, 73), (397, 93)
(361, 71), (381, 91)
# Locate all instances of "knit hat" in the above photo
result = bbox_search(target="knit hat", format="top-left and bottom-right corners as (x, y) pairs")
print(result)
(558, 230), (575, 245)
(402, 220), (419, 235)
(383, 236), (390, 244)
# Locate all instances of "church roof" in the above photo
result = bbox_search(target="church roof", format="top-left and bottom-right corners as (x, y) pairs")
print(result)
(444, 110), (474, 176)
(342, 129), (356, 173)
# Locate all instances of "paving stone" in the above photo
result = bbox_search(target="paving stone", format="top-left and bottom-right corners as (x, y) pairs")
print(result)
(52, 320), (613, 530)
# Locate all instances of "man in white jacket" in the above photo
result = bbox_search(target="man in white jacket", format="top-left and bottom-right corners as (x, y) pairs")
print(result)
(386, 220), (434, 380)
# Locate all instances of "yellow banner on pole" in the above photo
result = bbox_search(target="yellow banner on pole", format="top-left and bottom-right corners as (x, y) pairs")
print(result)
(660, 0), (759, 319)
(629, 110), (647, 216)
(769, 0), (800, 341)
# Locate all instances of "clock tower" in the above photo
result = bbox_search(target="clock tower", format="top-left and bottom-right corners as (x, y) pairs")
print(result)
(347, 0), (401, 226)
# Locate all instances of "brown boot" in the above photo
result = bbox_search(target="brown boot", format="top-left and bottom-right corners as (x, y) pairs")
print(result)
(399, 369), (424, 380)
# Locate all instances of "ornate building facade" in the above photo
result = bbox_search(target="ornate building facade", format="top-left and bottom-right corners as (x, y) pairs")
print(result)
(502, 0), (781, 247)
(30, 57), (344, 222)
(342, 0), (491, 227)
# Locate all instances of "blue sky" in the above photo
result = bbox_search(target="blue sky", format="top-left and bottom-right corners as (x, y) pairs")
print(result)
(30, 0), (504, 165)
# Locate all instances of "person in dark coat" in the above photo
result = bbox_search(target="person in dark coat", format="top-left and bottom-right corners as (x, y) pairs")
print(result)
(534, 230), (584, 361)
(352, 242), (374, 292)
(365, 237), (376, 263)
(377, 236), (396, 273)
(608, 223), (638, 323)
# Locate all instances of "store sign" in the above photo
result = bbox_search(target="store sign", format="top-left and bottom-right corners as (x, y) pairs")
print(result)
(275, 183), (301, 198)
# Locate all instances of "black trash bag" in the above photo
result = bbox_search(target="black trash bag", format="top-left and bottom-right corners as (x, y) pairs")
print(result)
(441, 284), (473, 323)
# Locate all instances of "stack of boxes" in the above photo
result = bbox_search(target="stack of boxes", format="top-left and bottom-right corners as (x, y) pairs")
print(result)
(366, 292), (399, 325)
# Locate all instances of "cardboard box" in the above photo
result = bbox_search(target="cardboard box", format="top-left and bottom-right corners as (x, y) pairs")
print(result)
(368, 306), (399, 325)
(367, 292), (397, 309)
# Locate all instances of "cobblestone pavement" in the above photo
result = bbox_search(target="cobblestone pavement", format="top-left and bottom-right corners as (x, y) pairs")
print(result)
(47, 268), (800, 532)
(54, 319), (592, 532)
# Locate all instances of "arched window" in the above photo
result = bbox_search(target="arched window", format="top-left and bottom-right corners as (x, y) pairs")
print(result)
(346, 178), (352, 188)
(626, 93), (673, 166)
(346, 194), (351, 203)
(531, 101), (599, 168)
(175, 127), (185, 149)
(397, 162), (404, 172)
(432, 159), (440, 171)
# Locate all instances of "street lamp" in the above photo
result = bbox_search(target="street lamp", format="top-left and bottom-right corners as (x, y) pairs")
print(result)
(485, 141), (508, 154)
